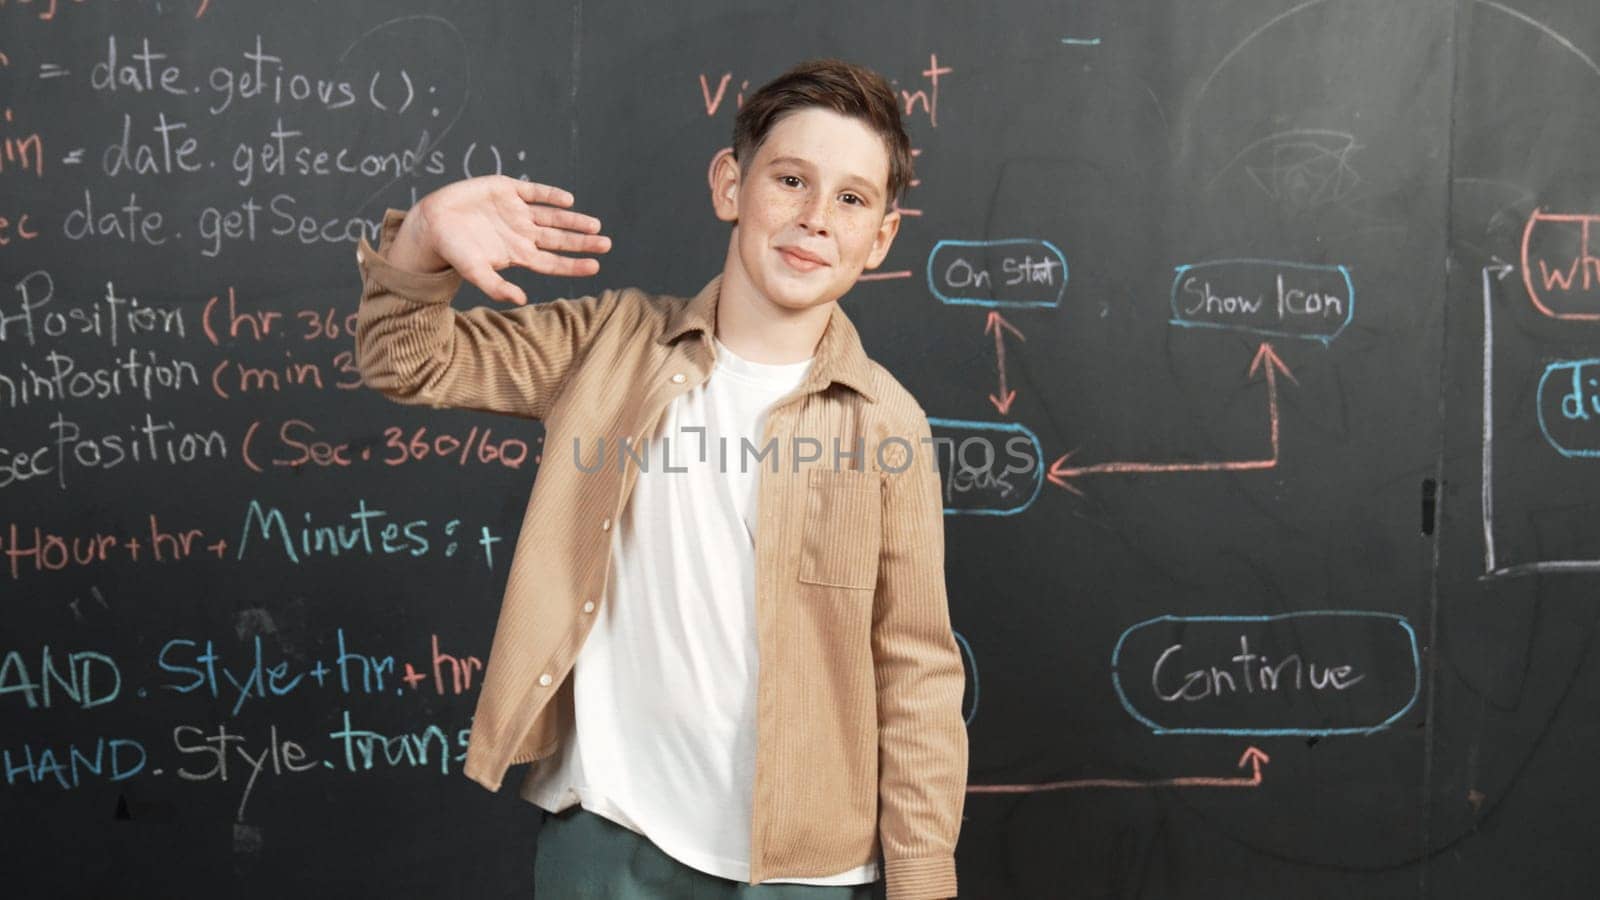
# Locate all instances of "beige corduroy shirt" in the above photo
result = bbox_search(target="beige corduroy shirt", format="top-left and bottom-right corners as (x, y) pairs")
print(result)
(352, 208), (967, 900)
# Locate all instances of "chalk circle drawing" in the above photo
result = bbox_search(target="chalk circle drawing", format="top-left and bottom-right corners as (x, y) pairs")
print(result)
(1521, 210), (1600, 320)
(337, 15), (472, 212)
(1170, 258), (1353, 345)
(953, 629), (979, 726)
(926, 416), (1044, 516)
(1111, 610), (1420, 736)
(926, 239), (1067, 309)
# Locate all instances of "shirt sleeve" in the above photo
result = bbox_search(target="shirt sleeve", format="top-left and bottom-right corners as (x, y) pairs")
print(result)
(873, 410), (968, 900)
(352, 207), (621, 421)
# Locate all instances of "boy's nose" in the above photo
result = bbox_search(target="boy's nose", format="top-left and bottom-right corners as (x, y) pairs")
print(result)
(797, 194), (832, 235)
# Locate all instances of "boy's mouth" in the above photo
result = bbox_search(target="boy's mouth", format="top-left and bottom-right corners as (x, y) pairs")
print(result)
(777, 246), (830, 270)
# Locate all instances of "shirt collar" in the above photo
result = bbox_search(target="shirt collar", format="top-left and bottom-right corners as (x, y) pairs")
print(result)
(658, 272), (878, 404)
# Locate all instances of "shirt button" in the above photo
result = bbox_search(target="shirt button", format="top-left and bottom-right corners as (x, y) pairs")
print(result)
(601, 516), (611, 531)
(670, 373), (686, 383)
(538, 673), (552, 686)
(582, 601), (596, 613)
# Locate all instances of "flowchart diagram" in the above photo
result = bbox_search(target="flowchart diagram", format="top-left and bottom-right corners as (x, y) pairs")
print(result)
(925, 245), (1347, 514)
(926, 237), (1430, 796)
(1480, 210), (1600, 576)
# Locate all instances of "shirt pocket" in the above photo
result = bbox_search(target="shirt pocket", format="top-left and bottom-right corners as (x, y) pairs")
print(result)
(797, 467), (883, 591)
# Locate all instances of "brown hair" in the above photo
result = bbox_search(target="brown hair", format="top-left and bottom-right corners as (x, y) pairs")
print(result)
(731, 57), (914, 209)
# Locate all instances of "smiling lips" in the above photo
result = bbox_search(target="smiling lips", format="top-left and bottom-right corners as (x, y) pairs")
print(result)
(777, 246), (830, 271)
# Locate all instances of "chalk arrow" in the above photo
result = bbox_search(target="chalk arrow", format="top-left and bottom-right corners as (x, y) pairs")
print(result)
(985, 310), (1025, 414)
(1248, 341), (1296, 385)
(1048, 342), (1297, 495)
(966, 744), (1272, 794)
(1236, 745), (1271, 784)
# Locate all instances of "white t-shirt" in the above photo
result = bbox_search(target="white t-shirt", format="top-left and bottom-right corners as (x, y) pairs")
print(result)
(521, 335), (882, 886)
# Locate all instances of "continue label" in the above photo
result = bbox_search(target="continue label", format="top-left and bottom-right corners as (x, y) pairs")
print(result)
(926, 239), (1067, 308)
(1536, 359), (1600, 457)
(1111, 610), (1419, 736)
(1169, 259), (1352, 344)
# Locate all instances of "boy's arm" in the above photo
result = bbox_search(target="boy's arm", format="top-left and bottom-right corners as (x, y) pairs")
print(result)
(353, 207), (621, 420)
(873, 412), (968, 900)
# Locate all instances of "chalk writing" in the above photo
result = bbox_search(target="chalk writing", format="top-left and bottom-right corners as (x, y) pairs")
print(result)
(927, 238), (1068, 308)
(1536, 358), (1600, 457)
(1169, 259), (1352, 343)
(925, 417), (1043, 516)
(1521, 210), (1600, 319)
(1112, 611), (1420, 736)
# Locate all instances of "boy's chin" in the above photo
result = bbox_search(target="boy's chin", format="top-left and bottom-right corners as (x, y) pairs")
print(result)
(763, 278), (843, 311)
(766, 290), (826, 311)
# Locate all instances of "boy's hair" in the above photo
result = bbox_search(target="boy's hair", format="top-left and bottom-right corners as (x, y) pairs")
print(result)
(731, 57), (914, 209)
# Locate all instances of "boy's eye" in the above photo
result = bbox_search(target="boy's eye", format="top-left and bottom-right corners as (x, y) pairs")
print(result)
(778, 175), (865, 206)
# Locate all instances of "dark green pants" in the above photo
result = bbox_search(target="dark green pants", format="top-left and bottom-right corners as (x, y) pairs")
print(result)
(534, 805), (882, 899)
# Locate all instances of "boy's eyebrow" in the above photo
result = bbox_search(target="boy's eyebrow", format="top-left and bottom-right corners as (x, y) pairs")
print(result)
(766, 155), (881, 200)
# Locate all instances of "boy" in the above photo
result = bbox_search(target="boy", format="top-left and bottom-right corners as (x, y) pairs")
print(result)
(352, 58), (966, 900)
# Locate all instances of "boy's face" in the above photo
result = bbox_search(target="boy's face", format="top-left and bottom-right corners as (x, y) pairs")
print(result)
(711, 107), (901, 313)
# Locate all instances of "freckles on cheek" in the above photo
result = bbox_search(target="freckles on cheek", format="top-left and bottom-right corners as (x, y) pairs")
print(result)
(770, 196), (805, 221)
(840, 219), (877, 247)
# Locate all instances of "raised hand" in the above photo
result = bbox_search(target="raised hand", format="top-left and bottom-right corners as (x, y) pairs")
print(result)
(386, 174), (613, 306)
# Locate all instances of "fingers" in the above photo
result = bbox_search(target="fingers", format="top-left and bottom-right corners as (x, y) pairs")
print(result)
(528, 249), (602, 278)
(499, 222), (607, 269)
(533, 225), (611, 256)
(462, 263), (528, 306)
(512, 178), (574, 208)
(495, 278), (529, 306)
(531, 205), (603, 235)
(494, 179), (612, 282)
(506, 178), (602, 237)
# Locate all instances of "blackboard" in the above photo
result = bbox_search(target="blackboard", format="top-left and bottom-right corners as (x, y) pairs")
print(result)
(6, 0), (1600, 896)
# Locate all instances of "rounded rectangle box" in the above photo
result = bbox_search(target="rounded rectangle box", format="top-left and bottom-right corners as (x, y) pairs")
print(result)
(1170, 259), (1353, 344)
(1111, 610), (1419, 736)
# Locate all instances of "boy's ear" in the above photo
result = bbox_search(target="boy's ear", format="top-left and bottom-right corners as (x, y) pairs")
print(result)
(863, 208), (902, 270)
(709, 147), (739, 224)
